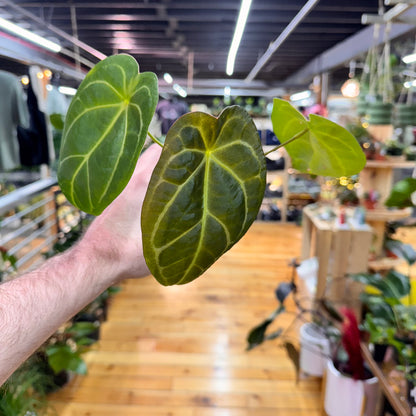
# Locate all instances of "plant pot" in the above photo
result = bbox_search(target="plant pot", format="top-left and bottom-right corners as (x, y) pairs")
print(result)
(395, 103), (416, 127)
(324, 360), (379, 416)
(368, 102), (393, 125)
(299, 323), (330, 376)
(372, 343), (388, 363)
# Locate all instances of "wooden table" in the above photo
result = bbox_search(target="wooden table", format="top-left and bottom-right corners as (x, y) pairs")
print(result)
(301, 205), (373, 307)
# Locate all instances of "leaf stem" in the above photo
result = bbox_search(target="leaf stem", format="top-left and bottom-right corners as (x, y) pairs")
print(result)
(148, 131), (164, 147)
(264, 128), (309, 156)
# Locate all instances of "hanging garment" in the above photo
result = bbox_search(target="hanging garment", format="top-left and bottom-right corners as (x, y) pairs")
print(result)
(0, 70), (29, 171)
(17, 66), (55, 167)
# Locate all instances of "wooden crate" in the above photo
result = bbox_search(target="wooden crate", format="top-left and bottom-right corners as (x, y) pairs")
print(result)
(301, 205), (372, 309)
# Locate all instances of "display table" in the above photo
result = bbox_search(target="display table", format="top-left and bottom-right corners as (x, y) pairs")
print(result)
(301, 205), (372, 305)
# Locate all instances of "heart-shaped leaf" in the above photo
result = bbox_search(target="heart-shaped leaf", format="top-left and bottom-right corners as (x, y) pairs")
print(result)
(142, 106), (266, 285)
(385, 177), (416, 208)
(271, 98), (366, 177)
(58, 54), (158, 215)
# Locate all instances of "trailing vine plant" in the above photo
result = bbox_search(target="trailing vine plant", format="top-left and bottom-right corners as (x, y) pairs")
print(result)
(57, 54), (366, 286)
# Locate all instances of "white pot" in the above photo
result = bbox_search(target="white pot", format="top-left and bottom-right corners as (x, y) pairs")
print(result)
(299, 322), (330, 376)
(324, 359), (379, 416)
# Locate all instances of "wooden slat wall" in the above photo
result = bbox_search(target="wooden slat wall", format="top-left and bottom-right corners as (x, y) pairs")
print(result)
(50, 222), (323, 416)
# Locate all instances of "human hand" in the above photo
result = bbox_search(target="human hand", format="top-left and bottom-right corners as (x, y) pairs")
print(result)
(80, 144), (162, 282)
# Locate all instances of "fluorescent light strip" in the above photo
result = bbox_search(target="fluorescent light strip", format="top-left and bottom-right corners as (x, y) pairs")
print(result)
(226, 0), (252, 76)
(164, 73), (173, 84)
(58, 86), (77, 96)
(403, 53), (416, 64)
(290, 90), (311, 102)
(173, 83), (187, 98)
(0, 17), (61, 53)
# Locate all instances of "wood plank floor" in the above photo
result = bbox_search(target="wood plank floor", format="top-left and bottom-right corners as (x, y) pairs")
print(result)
(50, 222), (323, 415)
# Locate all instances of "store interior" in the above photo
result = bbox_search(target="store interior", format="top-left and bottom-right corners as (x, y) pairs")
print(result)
(1, 1), (416, 415)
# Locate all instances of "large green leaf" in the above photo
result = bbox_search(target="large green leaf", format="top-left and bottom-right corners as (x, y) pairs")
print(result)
(385, 177), (416, 208)
(142, 106), (266, 285)
(271, 98), (366, 176)
(352, 270), (411, 299)
(385, 238), (416, 266)
(58, 54), (158, 215)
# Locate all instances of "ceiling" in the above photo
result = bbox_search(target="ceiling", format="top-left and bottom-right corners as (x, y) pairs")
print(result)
(0, 0), (415, 97)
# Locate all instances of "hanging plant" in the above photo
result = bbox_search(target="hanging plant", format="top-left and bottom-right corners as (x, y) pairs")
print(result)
(57, 54), (366, 286)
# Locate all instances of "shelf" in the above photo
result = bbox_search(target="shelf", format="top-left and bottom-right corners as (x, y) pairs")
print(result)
(364, 160), (415, 169)
(365, 207), (412, 222)
(368, 257), (405, 272)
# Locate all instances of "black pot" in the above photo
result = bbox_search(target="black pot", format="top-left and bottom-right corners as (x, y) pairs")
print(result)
(372, 343), (388, 363)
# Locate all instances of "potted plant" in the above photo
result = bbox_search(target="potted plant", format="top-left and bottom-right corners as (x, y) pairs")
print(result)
(0, 246), (17, 282)
(383, 139), (405, 160)
(246, 259), (341, 378)
(324, 308), (379, 416)
(362, 189), (380, 210)
(246, 270), (380, 416)
(35, 320), (99, 392)
(0, 357), (52, 415)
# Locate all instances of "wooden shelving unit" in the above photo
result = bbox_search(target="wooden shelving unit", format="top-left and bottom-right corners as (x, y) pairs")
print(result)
(359, 159), (415, 257)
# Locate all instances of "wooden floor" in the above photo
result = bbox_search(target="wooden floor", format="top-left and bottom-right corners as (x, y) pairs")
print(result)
(50, 222), (323, 416)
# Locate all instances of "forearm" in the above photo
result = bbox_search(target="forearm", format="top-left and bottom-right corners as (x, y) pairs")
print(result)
(0, 239), (123, 384)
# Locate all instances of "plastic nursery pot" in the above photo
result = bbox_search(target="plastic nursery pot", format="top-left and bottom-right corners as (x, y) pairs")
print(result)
(299, 322), (330, 377)
(368, 101), (393, 125)
(395, 103), (416, 127)
(324, 360), (379, 416)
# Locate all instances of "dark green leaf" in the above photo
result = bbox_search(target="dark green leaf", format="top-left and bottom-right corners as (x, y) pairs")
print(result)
(46, 345), (87, 374)
(246, 319), (274, 350)
(58, 54), (158, 215)
(385, 238), (416, 265)
(142, 106), (266, 285)
(385, 177), (416, 208)
(283, 341), (300, 383)
(352, 270), (411, 299)
(275, 282), (295, 304)
(65, 322), (98, 339)
(50, 113), (65, 130)
(271, 99), (366, 177)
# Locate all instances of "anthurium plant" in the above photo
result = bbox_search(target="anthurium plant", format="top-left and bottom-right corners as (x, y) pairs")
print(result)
(57, 54), (365, 286)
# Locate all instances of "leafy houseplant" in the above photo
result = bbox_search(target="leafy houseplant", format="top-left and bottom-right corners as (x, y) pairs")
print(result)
(36, 320), (98, 391)
(57, 54), (365, 286)
(0, 246), (17, 282)
(246, 260), (341, 378)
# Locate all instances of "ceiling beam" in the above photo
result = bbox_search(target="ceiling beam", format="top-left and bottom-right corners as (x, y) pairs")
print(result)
(0, 30), (85, 80)
(283, 6), (416, 86)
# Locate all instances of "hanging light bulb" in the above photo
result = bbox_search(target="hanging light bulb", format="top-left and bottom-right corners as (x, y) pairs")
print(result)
(341, 78), (360, 98)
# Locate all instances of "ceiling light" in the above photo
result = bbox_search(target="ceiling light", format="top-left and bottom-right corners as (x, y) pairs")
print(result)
(224, 86), (231, 97)
(0, 17), (61, 53)
(164, 73), (173, 84)
(226, 0), (252, 76)
(403, 53), (416, 64)
(290, 90), (311, 102)
(341, 79), (360, 98)
(173, 83), (187, 98)
(58, 86), (77, 96)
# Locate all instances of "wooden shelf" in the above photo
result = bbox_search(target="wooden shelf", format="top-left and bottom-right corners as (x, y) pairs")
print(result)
(368, 257), (405, 272)
(366, 207), (412, 222)
(364, 160), (415, 169)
